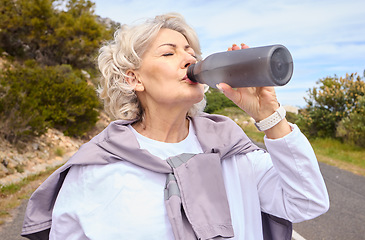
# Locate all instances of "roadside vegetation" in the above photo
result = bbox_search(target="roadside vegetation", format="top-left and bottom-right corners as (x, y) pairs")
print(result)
(0, 166), (60, 225)
(0, 0), (364, 227)
(296, 73), (365, 148)
(0, 0), (119, 144)
(0, 0), (119, 225)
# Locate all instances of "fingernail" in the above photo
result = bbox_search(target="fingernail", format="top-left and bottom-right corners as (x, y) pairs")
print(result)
(228, 47), (232, 51)
(216, 84), (224, 93)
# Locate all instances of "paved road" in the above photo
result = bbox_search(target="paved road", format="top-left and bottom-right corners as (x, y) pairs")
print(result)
(1, 199), (28, 240)
(1, 161), (365, 240)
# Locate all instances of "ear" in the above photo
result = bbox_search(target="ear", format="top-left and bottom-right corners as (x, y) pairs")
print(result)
(126, 70), (144, 92)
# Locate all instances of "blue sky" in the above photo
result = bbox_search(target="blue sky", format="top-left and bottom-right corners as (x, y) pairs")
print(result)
(91, 0), (365, 107)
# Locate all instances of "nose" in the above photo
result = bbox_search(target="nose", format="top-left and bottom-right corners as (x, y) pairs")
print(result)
(183, 53), (197, 68)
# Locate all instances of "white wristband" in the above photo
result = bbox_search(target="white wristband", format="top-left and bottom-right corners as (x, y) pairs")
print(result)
(254, 106), (286, 131)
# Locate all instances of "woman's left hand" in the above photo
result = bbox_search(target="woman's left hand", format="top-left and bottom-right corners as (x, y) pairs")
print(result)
(217, 44), (292, 138)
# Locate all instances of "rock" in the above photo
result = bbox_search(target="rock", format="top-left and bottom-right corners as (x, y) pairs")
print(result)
(7, 158), (18, 169)
(2, 158), (8, 168)
(0, 113), (109, 186)
(81, 70), (91, 79)
(0, 164), (9, 178)
(32, 143), (39, 151)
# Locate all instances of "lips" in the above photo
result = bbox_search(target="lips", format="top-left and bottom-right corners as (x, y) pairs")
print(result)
(182, 75), (198, 85)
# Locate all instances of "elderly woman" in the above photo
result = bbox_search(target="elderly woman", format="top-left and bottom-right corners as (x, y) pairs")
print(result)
(22, 13), (329, 240)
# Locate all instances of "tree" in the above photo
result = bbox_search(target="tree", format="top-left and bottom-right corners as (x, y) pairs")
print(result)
(0, 0), (116, 68)
(0, 0), (119, 144)
(0, 0), (56, 57)
(52, 0), (115, 68)
(296, 73), (365, 140)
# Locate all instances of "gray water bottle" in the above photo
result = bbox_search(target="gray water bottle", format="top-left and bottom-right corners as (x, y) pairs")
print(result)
(187, 44), (293, 88)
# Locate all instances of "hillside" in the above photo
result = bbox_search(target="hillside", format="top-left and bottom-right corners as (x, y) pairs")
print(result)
(0, 112), (110, 186)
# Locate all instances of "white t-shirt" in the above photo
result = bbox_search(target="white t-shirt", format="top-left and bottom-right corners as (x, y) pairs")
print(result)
(50, 122), (329, 240)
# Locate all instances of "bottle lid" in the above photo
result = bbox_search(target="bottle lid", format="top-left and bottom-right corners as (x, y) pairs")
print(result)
(187, 64), (198, 83)
(270, 46), (293, 85)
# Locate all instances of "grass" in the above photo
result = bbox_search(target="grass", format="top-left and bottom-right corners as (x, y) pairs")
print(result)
(311, 138), (365, 167)
(239, 123), (266, 143)
(310, 138), (365, 176)
(54, 147), (65, 157)
(0, 165), (61, 225)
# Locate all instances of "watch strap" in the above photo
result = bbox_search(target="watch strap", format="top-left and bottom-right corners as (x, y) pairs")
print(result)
(254, 106), (286, 131)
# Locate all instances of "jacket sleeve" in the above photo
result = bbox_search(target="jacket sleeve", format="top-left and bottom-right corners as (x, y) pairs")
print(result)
(249, 123), (329, 223)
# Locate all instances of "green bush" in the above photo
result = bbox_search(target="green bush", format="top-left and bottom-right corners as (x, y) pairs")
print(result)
(0, 0), (117, 69)
(296, 73), (365, 139)
(296, 107), (339, 138)
(0, 61), (100, 142)
(205, 89), (238, 113)
(286, 111), (298, 124)
(336, 96), (365, 147)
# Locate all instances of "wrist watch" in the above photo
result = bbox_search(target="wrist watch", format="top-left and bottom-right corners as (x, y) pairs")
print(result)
(254, 105), (286, 132)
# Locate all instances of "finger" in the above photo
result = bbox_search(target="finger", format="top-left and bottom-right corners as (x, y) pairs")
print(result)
(241, 43), (249, 49)
(231, 44), (240, 51)
(216, 83), (242, 104)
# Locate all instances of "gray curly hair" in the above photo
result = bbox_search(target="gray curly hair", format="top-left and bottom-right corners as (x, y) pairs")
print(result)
(97, 13), (206, 121)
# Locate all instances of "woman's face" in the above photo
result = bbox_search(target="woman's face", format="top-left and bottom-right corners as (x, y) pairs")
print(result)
(133, 28), (205, 112)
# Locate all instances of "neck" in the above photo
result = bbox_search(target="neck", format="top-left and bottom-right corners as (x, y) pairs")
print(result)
(132, 107), (190, 143)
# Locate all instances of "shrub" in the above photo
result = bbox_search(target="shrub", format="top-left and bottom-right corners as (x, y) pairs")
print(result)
(285, 111), (298, 124)
(0, 0), (117, 69)
(204, 88), (238, 113)
(297, 73), (365, 139)
(296, 106), (339, 138)
(0, 61), (100, 142)
(336, 96), (365, 147)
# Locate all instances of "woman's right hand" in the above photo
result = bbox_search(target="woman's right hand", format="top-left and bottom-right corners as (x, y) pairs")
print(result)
(217, 43), (292, 139)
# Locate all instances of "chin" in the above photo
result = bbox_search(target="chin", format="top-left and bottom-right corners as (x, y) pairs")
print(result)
(190, 94), (205, 105)
(189, 87), (204, 99)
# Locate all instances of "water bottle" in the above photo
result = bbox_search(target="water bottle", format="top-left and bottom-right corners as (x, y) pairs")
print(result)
(187, 44), (293, 88)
